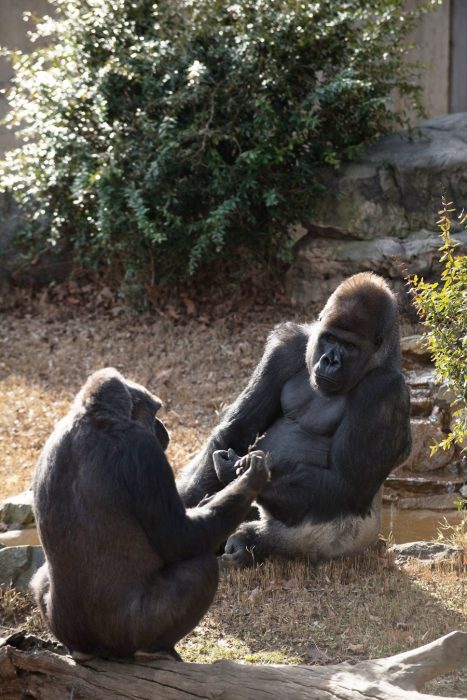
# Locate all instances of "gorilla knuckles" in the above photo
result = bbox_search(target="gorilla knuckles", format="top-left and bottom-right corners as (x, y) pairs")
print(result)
(32, 368), (266, 659)
(308, 273), (399, 395)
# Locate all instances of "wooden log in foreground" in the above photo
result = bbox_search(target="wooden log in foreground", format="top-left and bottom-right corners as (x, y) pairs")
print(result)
(0, 630), (466, 700)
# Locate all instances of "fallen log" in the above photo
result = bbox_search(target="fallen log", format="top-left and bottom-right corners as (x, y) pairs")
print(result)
(0, 630), (466, 699)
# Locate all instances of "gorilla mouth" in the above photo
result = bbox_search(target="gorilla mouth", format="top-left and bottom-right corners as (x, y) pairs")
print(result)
(315, 374), (342, 392)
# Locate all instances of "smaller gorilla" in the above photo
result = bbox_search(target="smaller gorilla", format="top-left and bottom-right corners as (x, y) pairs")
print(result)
(32, 368), (268, 659)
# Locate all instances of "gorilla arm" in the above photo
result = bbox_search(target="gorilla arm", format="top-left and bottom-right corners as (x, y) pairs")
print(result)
(121, 430), (268, 562)
(256, 368), (411, 525)
(177, 322), (309, 506)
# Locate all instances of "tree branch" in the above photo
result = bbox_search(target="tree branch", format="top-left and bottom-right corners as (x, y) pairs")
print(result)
(1, 631), (466, 700)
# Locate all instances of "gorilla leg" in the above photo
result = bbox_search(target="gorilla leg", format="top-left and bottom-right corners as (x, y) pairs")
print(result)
(86, 555), (219, 658)
(136, 554), (219, 653)
(32, 556), (218, 658)
(223, 489), (383, 567)
(31, 564), (93, 661)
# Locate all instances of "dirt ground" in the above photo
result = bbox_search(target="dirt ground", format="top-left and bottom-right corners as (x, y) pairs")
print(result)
(0, 291), (465, 696)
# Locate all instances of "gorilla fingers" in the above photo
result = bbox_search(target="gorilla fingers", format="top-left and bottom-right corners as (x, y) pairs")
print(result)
(213, 448), (266, 484)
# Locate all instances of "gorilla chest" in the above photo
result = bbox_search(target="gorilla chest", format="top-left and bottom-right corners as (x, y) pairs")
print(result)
(281, 371), (346, 436)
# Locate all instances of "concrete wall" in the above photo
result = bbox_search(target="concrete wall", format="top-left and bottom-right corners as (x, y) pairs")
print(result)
(397, 0), (451, 119)
(0, 0), (465, 158)
(450, 0), (467, 113)
(393, 0), (467, 119)
(0, 0), (52, 154)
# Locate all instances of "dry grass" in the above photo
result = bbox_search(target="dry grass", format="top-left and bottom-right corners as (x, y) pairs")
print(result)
(0, 300), (300, 499)
(0, 299), (465, 696)
(0, 291), (418, 499)
(1, 551), (465, 695)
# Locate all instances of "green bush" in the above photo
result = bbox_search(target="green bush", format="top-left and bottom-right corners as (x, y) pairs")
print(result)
(1, 0), (435, 287)
(411, 198), (467, 450)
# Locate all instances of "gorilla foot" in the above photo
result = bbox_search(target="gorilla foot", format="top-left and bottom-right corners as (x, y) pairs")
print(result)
(222, 526), (265, 568)
(134, 648), (182, 662)
(221, 549), (255, 568)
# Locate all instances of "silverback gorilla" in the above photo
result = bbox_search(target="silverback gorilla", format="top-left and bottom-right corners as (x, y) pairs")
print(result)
(177, 273), (412, 567)
(32, 368), (268, 659)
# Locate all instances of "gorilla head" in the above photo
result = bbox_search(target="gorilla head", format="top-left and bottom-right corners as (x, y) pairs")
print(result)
(307, 272), (400, 395)
(76, 367), (170, 450)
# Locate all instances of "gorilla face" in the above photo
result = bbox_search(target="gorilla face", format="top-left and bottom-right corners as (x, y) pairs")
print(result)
(130, 389), (170, 451)
(310, 327), (374, 395)
(306, 273), (395, 396)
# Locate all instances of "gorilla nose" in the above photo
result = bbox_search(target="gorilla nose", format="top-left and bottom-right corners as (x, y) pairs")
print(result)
(321, 352), (340, 368)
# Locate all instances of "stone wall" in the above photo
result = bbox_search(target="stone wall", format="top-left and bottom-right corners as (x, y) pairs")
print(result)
(286, 113), (467, 311)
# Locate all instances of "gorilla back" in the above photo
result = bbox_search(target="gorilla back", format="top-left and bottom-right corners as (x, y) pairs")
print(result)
(32, 368), (268, 658)
(177, 273), (412, 567)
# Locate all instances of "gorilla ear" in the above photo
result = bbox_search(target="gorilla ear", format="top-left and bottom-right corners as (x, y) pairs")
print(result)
(374, 334), (383, 349)
(155, 418), (170, 451)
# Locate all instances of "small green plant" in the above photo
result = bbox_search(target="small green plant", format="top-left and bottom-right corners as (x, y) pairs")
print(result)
(411, 197), (467, 450)
(1, 0), (437, 288)
(436, 500), (466, 552)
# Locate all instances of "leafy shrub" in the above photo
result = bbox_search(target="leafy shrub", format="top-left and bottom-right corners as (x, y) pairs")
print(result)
(1, 0), (435, 287)
(411, 198), (467, 450)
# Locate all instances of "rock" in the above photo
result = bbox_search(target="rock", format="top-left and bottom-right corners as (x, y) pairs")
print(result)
(400, 335), (432, 367)
(0, 491), (35, 528)
(389, 541), (463, 565)
(398, 493), (461, 510)
(385, 471), (466, 499)
(287, 113), (467, 308)
(0, 528), (40, 547)
(405, 368), (437, 387)
(405, 368), (456, 411)
(394, 365), (461, 474)
(409, 390), (433, 418)
(311, 113), (467, 240)
(400, 417), (457, 472)
(287, 229), (467, 308)
(0, 192), (23, 289)
(0, 545), (44, 592)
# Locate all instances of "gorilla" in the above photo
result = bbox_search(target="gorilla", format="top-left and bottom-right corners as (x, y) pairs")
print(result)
(32, 368), (268, 659)
(177, 272), (412, 567)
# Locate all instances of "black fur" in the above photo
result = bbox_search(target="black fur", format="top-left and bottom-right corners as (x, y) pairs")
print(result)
(177, 273), (411, 566)
(32, 368), (268, 657)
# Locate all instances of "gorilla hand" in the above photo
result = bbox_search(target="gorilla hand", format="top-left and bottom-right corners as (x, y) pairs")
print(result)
(213, 449), (269, 490)
(236, 450), (269, 491)
(213, 448), (241, 484)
